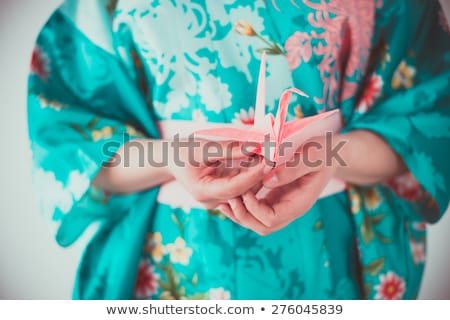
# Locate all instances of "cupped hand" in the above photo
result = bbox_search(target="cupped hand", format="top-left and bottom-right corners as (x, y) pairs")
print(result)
(167, 138), (269, 209)
(218, 135), (341, 235)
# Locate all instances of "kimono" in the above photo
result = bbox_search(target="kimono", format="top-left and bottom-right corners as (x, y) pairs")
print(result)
(27, 0), (450, 299)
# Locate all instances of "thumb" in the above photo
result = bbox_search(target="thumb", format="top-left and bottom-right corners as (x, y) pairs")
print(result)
(198, 140), (261, 163)
(263, 154), (313, 188)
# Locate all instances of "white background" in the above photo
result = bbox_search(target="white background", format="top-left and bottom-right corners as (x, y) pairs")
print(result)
(0, 0), (448, 299)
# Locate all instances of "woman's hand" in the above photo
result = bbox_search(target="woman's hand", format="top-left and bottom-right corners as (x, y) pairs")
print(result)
(167, 138), (269, 209)
(218, 135), (339, 235)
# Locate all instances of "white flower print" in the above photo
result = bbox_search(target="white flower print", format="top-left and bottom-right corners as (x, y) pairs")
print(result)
(166, 237), (193, 266)
(232, 107), (255, 125)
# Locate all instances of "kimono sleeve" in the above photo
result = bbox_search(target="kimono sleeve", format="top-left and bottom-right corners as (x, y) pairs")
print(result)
(27, 8), (157, 247)
(345, 2), (450, 223)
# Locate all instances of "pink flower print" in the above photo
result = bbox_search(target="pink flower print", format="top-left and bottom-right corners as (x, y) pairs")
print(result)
(285, 32), (312, 70)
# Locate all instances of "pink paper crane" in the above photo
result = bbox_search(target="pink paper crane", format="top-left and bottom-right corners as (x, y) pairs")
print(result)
(195, 52), (342, 165)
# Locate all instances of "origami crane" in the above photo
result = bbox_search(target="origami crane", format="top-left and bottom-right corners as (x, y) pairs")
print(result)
(195, 52), (342, 165)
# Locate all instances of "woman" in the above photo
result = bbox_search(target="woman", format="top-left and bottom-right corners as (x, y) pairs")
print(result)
(28, 0), (450, 299)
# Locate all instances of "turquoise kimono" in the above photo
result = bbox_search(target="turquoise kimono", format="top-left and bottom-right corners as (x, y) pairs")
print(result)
(27, 0), (450, 299)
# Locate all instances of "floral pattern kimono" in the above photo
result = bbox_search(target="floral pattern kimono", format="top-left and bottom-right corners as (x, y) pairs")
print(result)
(28, 0), (450, 299)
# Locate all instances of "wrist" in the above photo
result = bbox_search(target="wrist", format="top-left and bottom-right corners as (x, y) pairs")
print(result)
(140, 138), (174, 179)
(159, 139), (176, 178)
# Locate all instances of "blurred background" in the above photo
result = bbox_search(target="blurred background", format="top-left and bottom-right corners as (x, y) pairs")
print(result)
(0, 0), (449, 299)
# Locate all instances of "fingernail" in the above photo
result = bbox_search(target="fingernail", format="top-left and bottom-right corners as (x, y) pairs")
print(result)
(264, 174), (278, 188)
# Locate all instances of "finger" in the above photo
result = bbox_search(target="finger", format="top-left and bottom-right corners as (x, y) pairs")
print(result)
(217, 203), (239, 224)
(251, 172), (329, 229)
(249, 181), (263, 194)
(200, 159), (267, 200)
(263, 154), (313, 189)
(228, 198), (270, 235)
(193, 140), (259, 165)
(240, 192), (292, 234)
(202, 200), (221, 210)
(271, 172), (327, 217)
(242, 191), (277, 228)
(214, 163), (239, 179)
(267, 220), (292, 234)
(214, 140), (260, 159)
